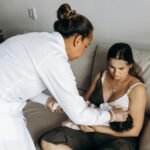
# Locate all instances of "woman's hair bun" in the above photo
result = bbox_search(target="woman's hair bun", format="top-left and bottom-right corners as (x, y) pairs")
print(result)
(54, 3), (93, 38)
(57, 3), (76, 20)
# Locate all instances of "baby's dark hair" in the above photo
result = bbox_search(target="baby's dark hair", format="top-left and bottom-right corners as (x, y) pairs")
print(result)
(110, 114), (133, 132)
(54, 3), (93, 39)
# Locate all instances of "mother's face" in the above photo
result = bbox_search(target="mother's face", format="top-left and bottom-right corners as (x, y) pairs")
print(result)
(107, 58), (131, 80)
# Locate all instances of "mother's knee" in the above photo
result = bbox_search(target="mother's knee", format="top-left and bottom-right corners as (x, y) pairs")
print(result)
(40, 140), (50, 150)
(40, 140), (72, 150)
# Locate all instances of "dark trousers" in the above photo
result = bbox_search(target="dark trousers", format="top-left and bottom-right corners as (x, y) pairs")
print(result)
(39, 127), (138, 150)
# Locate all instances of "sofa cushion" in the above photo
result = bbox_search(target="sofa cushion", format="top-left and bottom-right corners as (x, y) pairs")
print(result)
(69, 45), (96, 92)
(92, 44), (150, 116)
(132, 48), (150, 116)
(139, 119), (150, 150)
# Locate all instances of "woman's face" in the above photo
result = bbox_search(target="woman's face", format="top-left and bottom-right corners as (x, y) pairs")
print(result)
(107, 58), (131, 80)
(67, 32), (93, 60)
(75, 33), (93, 59)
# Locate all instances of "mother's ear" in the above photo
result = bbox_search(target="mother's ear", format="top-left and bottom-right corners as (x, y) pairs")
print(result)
(73, 35), (82, 47)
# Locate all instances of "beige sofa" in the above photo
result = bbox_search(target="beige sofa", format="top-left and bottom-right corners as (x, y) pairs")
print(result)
(24, 43), (150, 150)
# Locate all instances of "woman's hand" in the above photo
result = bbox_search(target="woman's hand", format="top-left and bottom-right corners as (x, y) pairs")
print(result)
(80, 125), (95, 132)
(53, 105), (64, 113)
(47, 97), (64, 113)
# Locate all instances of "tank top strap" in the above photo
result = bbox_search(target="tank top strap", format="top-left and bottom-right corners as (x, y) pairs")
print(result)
(127, 82), (145, 94)
(101, 70), (107, 84)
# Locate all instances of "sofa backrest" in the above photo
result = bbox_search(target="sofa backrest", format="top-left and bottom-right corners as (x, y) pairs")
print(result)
(92, 43), (150, 116)
(70, 46), (96, 92)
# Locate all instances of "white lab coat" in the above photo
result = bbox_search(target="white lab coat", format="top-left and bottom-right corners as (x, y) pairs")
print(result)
(0, 32), (110, 149)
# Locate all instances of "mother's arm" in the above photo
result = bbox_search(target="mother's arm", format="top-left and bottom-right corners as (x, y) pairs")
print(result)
(91, 84), (147, 137)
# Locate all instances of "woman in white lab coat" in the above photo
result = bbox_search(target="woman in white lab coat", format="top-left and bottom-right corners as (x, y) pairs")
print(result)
(0, 3), (127, 150)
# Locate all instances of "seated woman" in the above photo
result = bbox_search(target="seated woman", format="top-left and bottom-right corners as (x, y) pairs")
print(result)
(39, 43), (147, 150)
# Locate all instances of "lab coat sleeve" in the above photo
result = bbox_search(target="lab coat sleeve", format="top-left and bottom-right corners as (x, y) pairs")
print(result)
(38, 55), (111, 125)
(30, 92), (50, 105)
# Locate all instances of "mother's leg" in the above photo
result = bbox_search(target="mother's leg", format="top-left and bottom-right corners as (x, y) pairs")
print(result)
(41, 140), (72, 150)
(98, 137), (138, 150)
(39, 127), (93, 150)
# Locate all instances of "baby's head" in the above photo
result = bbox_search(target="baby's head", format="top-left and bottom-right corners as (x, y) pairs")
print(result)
(110, 114), (133, 132)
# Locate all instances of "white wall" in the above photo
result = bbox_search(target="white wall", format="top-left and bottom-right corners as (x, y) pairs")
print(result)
(0, 0), (150, 50)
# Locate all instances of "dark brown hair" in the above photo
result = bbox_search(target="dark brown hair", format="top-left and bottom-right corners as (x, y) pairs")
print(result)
(54, 3), (93, 39)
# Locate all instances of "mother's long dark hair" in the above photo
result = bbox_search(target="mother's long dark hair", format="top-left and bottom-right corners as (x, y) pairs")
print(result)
(107, 43), (144, 83)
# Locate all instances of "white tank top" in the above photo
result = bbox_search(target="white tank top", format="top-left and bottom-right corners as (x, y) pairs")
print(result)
(100, 71), (145, 110)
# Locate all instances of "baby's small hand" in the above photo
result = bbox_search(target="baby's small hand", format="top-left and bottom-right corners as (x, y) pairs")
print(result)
(112, 105), (128, 111)
(110, 108), (128, 122)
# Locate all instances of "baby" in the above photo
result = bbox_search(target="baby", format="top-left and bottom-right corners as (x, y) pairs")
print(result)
(49, 99), (133, 132)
